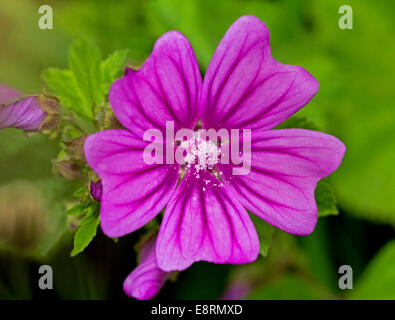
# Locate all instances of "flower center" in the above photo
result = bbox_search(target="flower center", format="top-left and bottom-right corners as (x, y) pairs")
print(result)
(179, 131), (221, 173)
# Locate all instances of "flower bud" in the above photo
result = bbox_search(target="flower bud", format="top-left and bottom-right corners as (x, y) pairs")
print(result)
(0, 95), (47, 131)
(90, 180), (102, 201)
(0, 84), (48, 131)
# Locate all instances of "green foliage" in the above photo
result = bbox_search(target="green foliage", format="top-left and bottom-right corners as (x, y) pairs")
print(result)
(42, 68), (89, 118)
(42, 38), (128, 124)
(69, 38), (102, 109)
(66, 203), (89, 216)
(70, 202), (100, 257)
(67, 184), (102, 257)
(249, 213), (274, 257)
(350, 240), (395, 300)
(276, 116), (319, 131)
(101, 49), (129, 94)
(316, 181), (338, 217)
(73, 186), (86, 198)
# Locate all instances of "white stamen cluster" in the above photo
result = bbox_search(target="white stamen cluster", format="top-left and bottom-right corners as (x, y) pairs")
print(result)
(179, 132), (221, 173)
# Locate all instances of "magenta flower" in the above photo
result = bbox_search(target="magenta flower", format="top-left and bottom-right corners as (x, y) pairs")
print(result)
(123, 235), (169, 300)
(84, 15), (345, 276)
(0, 84), (46, 131)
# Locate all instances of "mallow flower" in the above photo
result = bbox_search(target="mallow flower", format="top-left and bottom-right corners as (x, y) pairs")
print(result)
(0, 84), (46, 131)
(84, 15), (345, 284)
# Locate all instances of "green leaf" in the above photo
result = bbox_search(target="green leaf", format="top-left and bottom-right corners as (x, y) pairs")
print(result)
(69, 38), (102, 110)
(249, 212), (274, 257)
(350, 240), (395, 300)
(70, 202), (100, 257)
(316, 180), (338, 217)
(42, 68), (89, 118)
(73, 186), (85, 198)
(43, 40), (128, 125)
(101, 49), (129, 95)
(66, 203), (88, 216)
(276, 116), (319, 130)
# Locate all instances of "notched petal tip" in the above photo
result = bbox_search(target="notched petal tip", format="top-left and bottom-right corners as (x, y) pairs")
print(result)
(201, 15), (320, 131)
(152, 30), (191, 50)
(292, 64), (320, 96)
(320, 132), (346, 176)
(230, 15), (270, 41)
(108, 29), (202, 137)
(219, 128), (345, 236)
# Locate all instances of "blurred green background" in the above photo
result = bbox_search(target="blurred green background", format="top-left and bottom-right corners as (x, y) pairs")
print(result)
(0, 0), (394, 299)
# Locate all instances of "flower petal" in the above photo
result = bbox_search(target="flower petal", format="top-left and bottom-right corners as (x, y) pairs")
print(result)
(0, 96), (46, 131)
(109, 31), (202, 138)
(156, 169), (259, 271)
(84, 129), (179, 237)
(124, 236), (169, 300)
(200, 15), (318, 131)
(217, 129), (346, 235)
